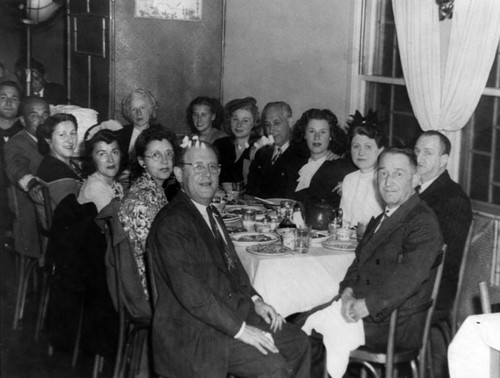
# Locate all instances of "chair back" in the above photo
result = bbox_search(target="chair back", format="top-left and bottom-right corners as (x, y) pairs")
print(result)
(478, 281), (500, 314)
(454, 212), (500, 328)
(33, 180), (53, 261)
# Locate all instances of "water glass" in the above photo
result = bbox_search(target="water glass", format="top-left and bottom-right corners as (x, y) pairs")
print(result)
(296, 228), (310, 253)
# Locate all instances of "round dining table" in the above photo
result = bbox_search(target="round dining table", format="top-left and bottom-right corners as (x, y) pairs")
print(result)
(235, 244), (355, 317)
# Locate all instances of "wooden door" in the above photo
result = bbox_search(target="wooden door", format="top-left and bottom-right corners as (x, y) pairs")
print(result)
(67, 0), (113, 120)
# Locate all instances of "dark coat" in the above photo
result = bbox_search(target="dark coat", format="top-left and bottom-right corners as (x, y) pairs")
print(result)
(293, 158), (355, 208)
(147, 191), (260, 376)
(339, 194), (443, 349)
(45, 194), (118, 357)
(419, 171), (472, 313)
(247, 143), (308, 199)
(116, 123), (162, 168)
(213, 136), (252, 183)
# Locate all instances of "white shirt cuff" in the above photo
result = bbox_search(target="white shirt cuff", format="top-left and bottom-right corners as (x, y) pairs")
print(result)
(234, 322), (246, 339)
(19, 174), (35, 192)
(252, 295), (262, 302)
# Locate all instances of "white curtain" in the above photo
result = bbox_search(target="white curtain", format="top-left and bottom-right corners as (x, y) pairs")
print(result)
(392, 0), (500, 132)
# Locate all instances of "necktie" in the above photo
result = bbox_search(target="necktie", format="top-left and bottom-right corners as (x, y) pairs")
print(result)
(374, 210), (389, 233)
(271, 147), (282, 165)
(207, 206), (235, 272)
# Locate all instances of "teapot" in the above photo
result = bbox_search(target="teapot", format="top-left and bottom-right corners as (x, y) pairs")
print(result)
(305, 201), (334, 231)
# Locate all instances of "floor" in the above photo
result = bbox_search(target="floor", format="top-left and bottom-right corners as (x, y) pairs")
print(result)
(0, 239), (113, 378)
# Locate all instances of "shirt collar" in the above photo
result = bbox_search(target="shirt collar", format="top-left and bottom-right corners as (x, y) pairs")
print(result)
(420, 174), (440, 193)
(275, 140), (290, 154)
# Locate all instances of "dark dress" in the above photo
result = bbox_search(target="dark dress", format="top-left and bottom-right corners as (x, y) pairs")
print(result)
(293, 158), (355, 209)
(213, 136), (252, 183)
(36, 155), (81, 209)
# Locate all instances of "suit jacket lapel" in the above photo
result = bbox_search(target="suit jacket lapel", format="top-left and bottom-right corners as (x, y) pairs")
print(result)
(358, 194), (420, 264)
(419, 171), (449, 201)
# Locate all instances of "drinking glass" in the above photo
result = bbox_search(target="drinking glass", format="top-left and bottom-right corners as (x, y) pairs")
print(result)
(296, 228), (310, 253)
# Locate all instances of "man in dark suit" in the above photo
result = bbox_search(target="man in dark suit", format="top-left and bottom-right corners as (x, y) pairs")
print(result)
(15, 58), (66, 105)
(339, 147), (443, 349)
(147, 140), (310, 377)
(247, 101), (307, 198)
(4, 97), (50, 257)
(414, 131), (472, 377)
(0, 81), (23, 234)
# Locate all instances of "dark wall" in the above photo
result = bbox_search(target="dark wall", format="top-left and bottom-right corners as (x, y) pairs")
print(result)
(113, 0), (224, 134)
(0, 1), (65, 89)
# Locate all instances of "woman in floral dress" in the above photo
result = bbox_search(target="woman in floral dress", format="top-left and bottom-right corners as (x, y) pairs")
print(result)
(119, 127), (179, 297)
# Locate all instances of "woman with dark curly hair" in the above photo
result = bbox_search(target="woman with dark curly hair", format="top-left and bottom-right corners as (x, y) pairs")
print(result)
(292, 108), (354, 208)
(213, 97), (262, 185)
(36, 113), (82, 208)
(186, 96), (227, 143)
(78, 128), (124, 212)
(119, 127), (179, 297)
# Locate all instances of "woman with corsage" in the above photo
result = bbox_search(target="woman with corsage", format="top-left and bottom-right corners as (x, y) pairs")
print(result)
(119, 127), (178, 297)
(213, 97), (262, 185)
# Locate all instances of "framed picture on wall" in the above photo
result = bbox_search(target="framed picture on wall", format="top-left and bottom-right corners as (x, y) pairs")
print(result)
(135, 0), (202, 21)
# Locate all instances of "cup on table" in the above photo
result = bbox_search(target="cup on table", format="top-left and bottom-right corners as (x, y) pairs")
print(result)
(295, 227), (310, 253)
(242, 210), (256, 231)
(337, 228), (351, 242)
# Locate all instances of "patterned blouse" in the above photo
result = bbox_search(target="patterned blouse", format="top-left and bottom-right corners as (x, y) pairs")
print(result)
(118, 172), (168, 297)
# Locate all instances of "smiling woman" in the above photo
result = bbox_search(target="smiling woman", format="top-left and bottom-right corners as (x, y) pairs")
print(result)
(78, 128), (124, 212)
(36, 113), (82, 208)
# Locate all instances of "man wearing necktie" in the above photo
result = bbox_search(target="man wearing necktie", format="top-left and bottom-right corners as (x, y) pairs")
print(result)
(147, 139), (310, 378)
(339, 147), (443, 349)
(247, 101), (308, 198)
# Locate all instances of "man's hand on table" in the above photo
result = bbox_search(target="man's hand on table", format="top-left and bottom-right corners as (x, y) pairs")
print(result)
(254, 298), (284, 332)
(239, 325), (279, 355)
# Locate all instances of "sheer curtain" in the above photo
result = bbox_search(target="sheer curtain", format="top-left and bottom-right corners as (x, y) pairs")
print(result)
(392, 0), (500, 132)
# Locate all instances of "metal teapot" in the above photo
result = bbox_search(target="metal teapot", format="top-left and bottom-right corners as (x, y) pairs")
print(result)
(305, 201), (334, 231)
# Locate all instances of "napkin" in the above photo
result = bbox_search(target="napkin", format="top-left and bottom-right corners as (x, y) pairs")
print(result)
(302, 300), (365, 378)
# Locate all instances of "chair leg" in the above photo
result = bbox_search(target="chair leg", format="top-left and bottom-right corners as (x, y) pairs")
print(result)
(12, 257), (37, 330)
(35, 270), (50, 340)
(92, 355), (103, 378)
(112, 310), (127, 378)
(129, 328), (148, 378)
(410, 360), (418, 378)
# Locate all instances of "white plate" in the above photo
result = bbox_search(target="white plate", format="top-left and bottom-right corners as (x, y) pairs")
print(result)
(225, 205), (268, 220)
(246, 243), (292, 256)
(309, 230), (331, 245)
(322, 240), (357, 252)
(221, 213), (240, 224)
(230, 232), (280, 247)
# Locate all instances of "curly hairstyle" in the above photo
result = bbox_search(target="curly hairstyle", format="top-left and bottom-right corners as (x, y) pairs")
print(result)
(81, 129), (123, 177)
(292, 108), (348, 155)
(121, 88), (159, 125)
(223, 97), (262, 143)
(185, 96), (224, 134)
(36, 113), (78, 156)
(131, 126), (180, 181)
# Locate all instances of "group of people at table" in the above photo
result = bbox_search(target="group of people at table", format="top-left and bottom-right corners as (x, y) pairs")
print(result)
(0, 73), (473, 378)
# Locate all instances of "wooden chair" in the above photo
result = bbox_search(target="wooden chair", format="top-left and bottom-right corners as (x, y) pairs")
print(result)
(102, 216), (152, 378)
(12, 181), (52, 331)
(346, 245), (447, 378)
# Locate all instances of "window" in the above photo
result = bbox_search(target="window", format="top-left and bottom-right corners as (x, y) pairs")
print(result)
(359, 0), (500, 213)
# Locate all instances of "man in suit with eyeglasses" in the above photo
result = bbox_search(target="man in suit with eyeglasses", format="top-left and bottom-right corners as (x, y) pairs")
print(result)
(147, 139), (310, 378)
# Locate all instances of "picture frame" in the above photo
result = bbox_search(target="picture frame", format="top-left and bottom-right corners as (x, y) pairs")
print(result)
(134, 0), (202, 21)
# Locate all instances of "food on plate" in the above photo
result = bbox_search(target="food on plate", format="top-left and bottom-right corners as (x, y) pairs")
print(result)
(246, 243), (292, 255)
(232, 233), (276, 242)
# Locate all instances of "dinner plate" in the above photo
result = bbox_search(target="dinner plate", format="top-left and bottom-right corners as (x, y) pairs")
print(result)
(225, 205), (268, 220)
(246, 243), (292, 256)
(230, 232), (280, 247)
(221, 213), (240, 224)
(309, 230), (331, 245)
(322, 240), (357, 252)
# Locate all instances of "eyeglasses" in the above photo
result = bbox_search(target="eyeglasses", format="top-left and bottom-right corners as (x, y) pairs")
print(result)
(182, 161), (221, 175)
(144, 150), (175, 162)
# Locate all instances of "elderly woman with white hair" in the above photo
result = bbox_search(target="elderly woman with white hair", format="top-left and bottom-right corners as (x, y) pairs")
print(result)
(117, 88), (161, 163)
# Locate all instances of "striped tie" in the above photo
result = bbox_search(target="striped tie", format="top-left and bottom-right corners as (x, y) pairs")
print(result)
(271, 147), (281, 165)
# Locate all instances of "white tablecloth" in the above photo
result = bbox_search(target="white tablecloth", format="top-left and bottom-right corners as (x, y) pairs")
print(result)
(236, 245), (355, 317)
(448, 313), (500, 378)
